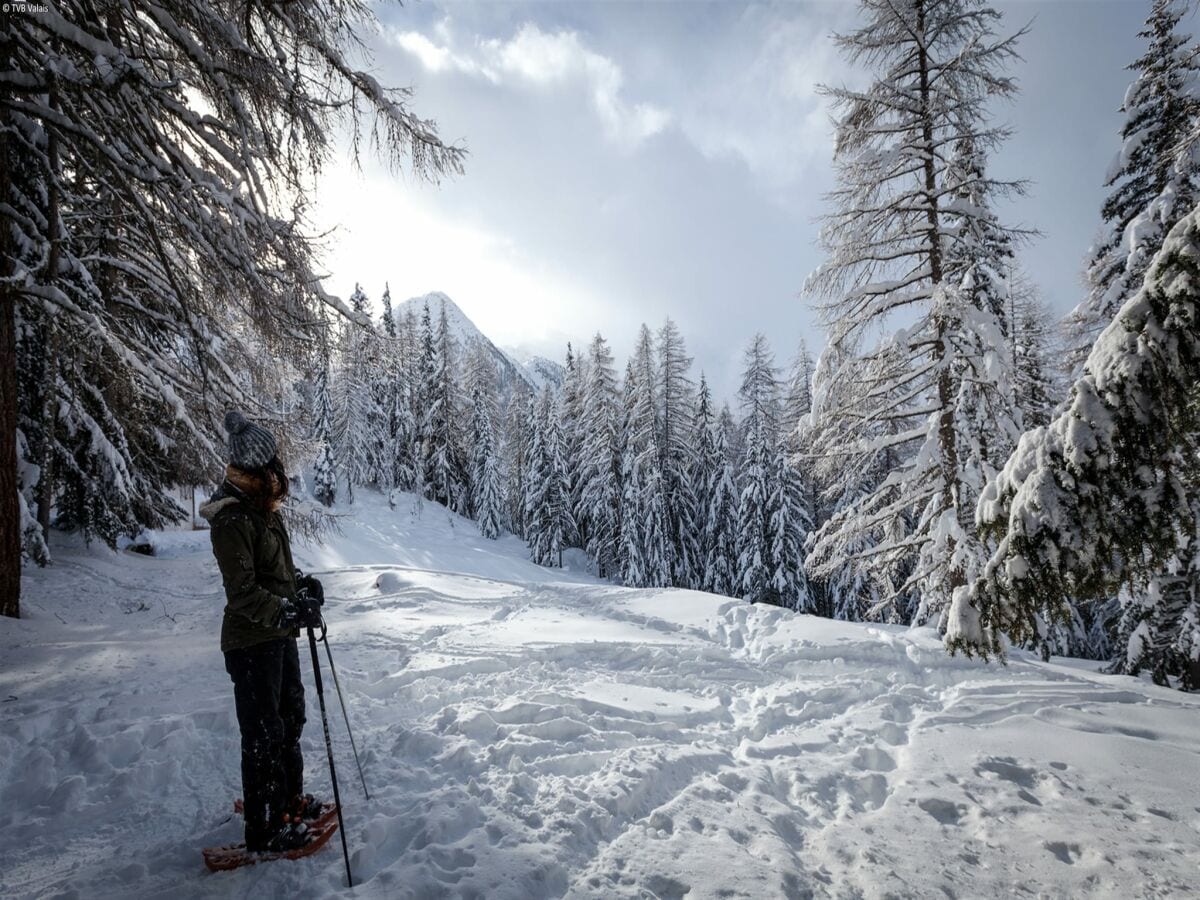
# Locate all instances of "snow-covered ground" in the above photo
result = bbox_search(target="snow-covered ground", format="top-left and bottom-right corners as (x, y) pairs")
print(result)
(4, 493), (1200, 899)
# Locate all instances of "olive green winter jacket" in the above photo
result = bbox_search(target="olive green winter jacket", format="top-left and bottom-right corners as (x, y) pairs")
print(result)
(200, 484), (300, 653)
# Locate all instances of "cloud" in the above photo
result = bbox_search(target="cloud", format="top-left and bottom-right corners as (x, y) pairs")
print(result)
(664, 5), (858, 192)
(387, 22), (670, 148)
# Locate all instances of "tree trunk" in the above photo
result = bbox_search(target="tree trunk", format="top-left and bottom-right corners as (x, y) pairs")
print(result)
(0, 97), (19, 617)
(36, 102), (62, 543)
(915, 0), (963, 597)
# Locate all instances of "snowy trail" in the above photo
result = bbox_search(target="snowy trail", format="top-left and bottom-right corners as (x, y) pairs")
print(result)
(5, 509), (1200, 899)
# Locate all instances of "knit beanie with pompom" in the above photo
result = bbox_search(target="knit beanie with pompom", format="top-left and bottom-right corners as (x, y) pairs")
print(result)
(224, 411), (277, 470)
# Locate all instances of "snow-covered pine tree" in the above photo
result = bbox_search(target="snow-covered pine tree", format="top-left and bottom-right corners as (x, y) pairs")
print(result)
(330, 284), (384, 503)
(380, 285), (396, 340)
(0, 0), (462, 618)
(1010, 278), (1060, 431)
(415, 301), (437, 486)
(688, 375), (719, 587)
(470, 367), (505, 540)
(782, 339), (825, 611)
(523, 393), (548, 560)
(377, 284), (417, 494)
(619, 327), (672, 588)
(734, 335), (780, 605)
(420, 301), (468, 513)
(955, 204), (1200, 690)
(576, 334), (622, 578)
(766, 438), (813, 611)
(781, 339), (815, 439)
(560, 343), (587, 548)
(526, 388), (574, 567)
(736, 419), (772, 605)
(806, 0), (1027, 628)
(312, 360), (338, 508)
(504, 383), (535, 538)
(805, 344), (909, 623)
(1067, 0), (1200, 372)
(655, 319), (698, 587)
(702, 407), (740, 598)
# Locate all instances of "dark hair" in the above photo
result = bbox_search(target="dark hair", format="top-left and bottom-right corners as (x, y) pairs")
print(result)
(266, 456), (290, 504)
(228, 455), (290, 513)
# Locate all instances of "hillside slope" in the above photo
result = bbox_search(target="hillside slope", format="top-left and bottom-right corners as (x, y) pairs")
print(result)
(4, 493), (1199, 899)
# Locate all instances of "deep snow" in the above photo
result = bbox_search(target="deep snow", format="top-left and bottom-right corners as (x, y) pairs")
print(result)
(4, 493), (1200, 899)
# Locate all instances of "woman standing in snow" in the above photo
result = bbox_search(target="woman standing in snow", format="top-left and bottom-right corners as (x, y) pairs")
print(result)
(200, 411), (326, 853)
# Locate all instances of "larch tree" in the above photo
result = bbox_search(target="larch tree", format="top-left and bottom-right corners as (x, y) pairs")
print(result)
(1, 0), (462, 617)
(806, 0), (1028, 629)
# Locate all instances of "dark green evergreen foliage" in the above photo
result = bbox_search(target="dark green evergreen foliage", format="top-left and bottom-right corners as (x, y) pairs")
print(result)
(959, 208), (1200, 675)
(1070, 0), (1200, 368)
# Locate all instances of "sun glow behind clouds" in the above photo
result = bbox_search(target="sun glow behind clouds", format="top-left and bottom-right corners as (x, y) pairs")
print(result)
(312, 160), (609, 353)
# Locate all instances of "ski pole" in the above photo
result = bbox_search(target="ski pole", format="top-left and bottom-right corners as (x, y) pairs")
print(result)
(307, 621), (353, 888)
(320, 632), (370, 800)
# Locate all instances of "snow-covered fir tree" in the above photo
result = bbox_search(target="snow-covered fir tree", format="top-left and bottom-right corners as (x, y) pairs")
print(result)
(781, 339), (815, 439)
(766, 438), (813, 611)
(806, 0), (1027, 628)
(332, 285), (388, 502)
(655, 319), (699, 587)
(734, 335), (780, 605)
(618, 328), (672, 588)
(688, 376), (720, 587)
(377, 283), (417, 493)
(504, 384), (536, 539)
(958, 205), (1200, 690)
(312, 360), (339, 508)
(576, 334), (622, 578)
(525, 388), (573, 567)
(1067, 0), (1200, 372)
(419, 301), (468, 514)
(805, 345), (909, 623)
(1010, 279), (1060, 431)
(702, 404), (740, 598)
(469, 358), (504, 539)
(559, 343), (587, 548)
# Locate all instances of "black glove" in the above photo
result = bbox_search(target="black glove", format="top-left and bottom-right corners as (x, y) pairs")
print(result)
(296, 573), (324, 606)
(275, 591), (323, 630)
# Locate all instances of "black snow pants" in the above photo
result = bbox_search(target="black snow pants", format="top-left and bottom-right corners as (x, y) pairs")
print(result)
(224, 638), (306, 849)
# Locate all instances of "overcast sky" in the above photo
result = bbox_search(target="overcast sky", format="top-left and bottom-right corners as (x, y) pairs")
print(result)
(313, 0), (1152, 400)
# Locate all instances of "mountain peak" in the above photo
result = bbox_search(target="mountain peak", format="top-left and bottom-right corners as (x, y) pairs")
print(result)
(394, 292), (564, 397)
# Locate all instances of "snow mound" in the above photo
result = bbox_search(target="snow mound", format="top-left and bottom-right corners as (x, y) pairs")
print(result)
(374, 571), (407, 593)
